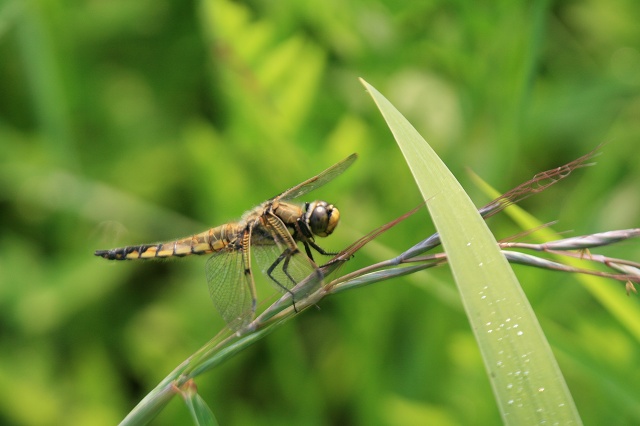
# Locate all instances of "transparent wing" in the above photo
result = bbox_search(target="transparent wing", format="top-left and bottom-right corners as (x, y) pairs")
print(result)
(252, 217), (324, 299)
(275, 153), (358, 201)
(205, 246), (255, 331)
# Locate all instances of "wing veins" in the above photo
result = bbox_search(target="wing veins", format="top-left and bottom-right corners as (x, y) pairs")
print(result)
(274, 153), (357, 201)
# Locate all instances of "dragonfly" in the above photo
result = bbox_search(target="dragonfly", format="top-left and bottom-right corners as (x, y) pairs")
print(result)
(95, 153), (358, 330)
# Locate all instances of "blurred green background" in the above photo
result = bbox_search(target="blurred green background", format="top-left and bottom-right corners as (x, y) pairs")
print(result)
(1, 0), (639, 424)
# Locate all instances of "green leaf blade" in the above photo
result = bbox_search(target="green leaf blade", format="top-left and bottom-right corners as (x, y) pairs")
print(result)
(361, 78), (582, 425)
(182, 387), (219, 426)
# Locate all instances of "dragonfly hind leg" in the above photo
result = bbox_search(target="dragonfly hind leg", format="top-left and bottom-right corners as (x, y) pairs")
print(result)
(266, 248), (299, 307)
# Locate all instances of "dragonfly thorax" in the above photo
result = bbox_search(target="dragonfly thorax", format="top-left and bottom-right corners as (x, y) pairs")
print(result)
(304, 200), (339, 238)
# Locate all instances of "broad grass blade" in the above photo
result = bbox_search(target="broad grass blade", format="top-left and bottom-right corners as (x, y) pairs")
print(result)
(361, 78), (582, 425)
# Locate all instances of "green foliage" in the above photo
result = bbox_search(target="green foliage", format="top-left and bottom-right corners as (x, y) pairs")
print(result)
(364, 79), (581, 424)
(1, 0), (639, 425)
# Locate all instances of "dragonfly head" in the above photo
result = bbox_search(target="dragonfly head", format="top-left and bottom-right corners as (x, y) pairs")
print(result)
(305, 201), (340, 238)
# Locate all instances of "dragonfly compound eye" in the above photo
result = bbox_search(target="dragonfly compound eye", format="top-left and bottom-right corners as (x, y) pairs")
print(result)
(306, 201), (340, 237)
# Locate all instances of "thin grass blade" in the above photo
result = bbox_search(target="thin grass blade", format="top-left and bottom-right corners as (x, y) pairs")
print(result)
(472, 172), (640, 342)
(178, 380), (219, 426)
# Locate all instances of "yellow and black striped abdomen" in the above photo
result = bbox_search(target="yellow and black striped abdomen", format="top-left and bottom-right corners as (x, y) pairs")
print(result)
(95, 223), (241, 260)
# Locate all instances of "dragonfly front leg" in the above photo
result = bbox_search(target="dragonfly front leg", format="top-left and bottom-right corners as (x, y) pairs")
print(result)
(302, 241), (314, 260)
(306, 240), (339, 257)
(293, 219), (338, 260)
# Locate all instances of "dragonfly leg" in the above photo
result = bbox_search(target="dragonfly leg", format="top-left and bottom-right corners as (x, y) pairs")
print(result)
(296, 222), (338, 259)
(266, 248), (299, 311)
(307, 240), (339, 257)
(290, 216), (338, 259)
(280, 251), (299, 286)
(302, 241), (315, 261)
